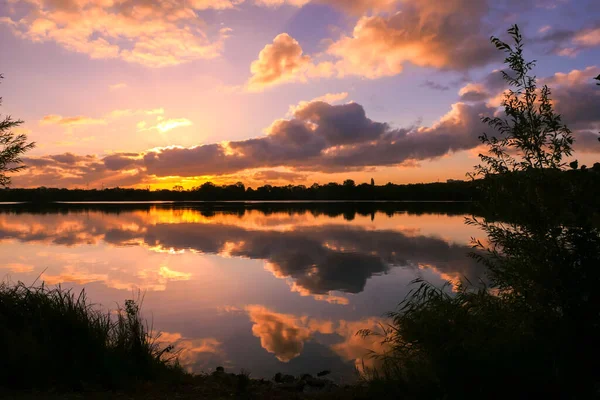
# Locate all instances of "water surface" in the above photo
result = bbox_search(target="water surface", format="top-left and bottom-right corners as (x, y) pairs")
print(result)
(0, 203), (484, 381)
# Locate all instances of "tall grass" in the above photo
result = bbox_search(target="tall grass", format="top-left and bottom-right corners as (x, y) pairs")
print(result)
(0, 281), (184, 390)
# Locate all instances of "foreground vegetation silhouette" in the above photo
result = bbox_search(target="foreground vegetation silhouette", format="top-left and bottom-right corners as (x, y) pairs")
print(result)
(360, 25), (600, 399)
(0, 282), (182, 390)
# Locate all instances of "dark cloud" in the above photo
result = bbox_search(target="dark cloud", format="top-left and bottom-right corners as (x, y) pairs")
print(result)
(23, 153), (91, 168)
(143, 144), (253, 177)
(138, 222), (485, 295)
(103, 154), (143, 171)
(459, 70), (506, 103)
(537, 22), (600, 57)
(544, 69), (600, 132)
(460, 90), (489, 103)
(14, 98), (495, 184)
(17, 153), (147, 188)
(421, 80), (450, 92)
(49, 153), (81, 165)
(456, 66), (600, 150)
(142, 100), (493, 177)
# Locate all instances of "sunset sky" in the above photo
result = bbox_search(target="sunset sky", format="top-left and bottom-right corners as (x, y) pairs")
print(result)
(1, 0), (599, 189)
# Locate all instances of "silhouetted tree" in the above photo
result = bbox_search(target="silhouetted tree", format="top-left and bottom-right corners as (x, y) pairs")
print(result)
(473, 26), (573, 176)
(0, 74), (35, 187)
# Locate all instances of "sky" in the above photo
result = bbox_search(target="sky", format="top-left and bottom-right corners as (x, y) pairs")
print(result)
(0, 0), (599, 189)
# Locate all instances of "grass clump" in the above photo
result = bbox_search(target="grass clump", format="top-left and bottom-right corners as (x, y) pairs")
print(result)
(0, 281), (184, 391)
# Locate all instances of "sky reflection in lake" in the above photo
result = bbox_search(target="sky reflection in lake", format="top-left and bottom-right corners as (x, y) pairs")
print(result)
(0, 203), (485, 380)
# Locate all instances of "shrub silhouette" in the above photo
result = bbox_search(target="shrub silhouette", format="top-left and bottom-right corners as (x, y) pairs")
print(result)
(360, 25), (600, 399)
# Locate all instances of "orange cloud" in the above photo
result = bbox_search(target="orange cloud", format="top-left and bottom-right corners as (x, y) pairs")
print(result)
(247, 33), (314, 91)
(254, 0), (310, 7)
(288, 281), (350, 305)
(316, 0), (397, 14)
(154, 118), (194, 133)
(40, 108), (169, 128)
(543, 66), (600, 87)
(108, 108), (165, 118)
(246, 305), (311, 362)
(1, 0), (233, 67)
(246, 33), (337, 91)
(39, 107), (193, 136)
(41, 265), (109, 286)
(190, 0), (245, 10)
(38, 264), (192, 292)
(136, 265), (193, 290)
(245, 305), (387, 368)
(330, 318), (389, 373)
(40, 114), (107, 126)
(156, 331), (224, 372)
(1, 263), (35, 273)
(255, 0), (397, 14)
(109, 82), (128, 91)
(573, 27), (600, 47)
(327, 0), (494, 79)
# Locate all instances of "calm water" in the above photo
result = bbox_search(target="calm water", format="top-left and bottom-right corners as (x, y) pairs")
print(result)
(0, 203), (485, 381)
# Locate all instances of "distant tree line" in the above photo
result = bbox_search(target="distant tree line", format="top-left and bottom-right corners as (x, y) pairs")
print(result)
(0, 179), (479, 202)
(1, 167), (599, 203)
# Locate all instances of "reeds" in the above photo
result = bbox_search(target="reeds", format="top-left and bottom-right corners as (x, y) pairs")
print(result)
(0, 281), (184, 390)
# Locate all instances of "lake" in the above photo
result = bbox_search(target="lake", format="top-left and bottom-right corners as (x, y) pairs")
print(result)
(0, 202), (485, 381)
